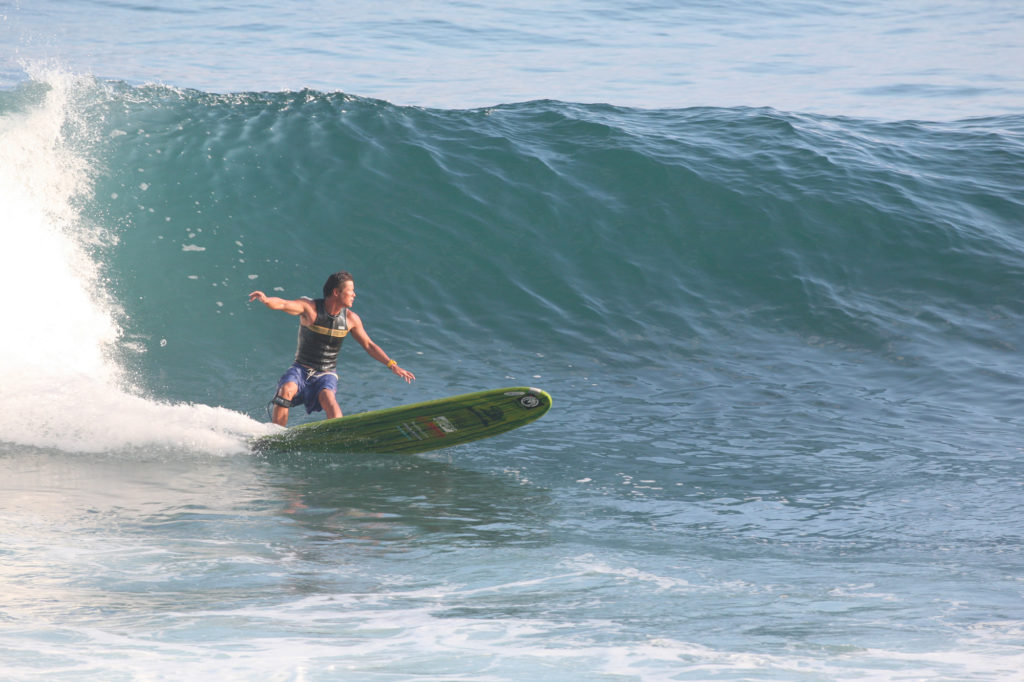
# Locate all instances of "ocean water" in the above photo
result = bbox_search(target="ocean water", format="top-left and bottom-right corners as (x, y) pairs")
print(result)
(2, 1), (1024, 680)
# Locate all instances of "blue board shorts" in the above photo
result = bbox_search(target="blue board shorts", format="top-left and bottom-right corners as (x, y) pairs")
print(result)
(277, 363), (339, 414)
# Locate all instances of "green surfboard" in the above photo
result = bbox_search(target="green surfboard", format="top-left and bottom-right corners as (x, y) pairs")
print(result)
(253, 386), (551, 455)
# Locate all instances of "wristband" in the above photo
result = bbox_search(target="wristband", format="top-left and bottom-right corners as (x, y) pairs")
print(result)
(386, 359), (397, 369)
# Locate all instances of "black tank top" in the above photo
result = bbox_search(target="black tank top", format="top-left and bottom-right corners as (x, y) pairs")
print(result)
(294, 298), (348, 372)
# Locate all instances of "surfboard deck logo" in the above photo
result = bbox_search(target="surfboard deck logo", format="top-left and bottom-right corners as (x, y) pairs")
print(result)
(253, 387), (551, 455)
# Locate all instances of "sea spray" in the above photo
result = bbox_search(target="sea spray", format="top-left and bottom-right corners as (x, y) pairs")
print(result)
(0, 70), (270, 453)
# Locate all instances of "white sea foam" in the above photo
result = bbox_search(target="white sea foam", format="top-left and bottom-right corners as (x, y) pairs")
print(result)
(0, 68), (269, 455)
(4, 586), (1020, 681)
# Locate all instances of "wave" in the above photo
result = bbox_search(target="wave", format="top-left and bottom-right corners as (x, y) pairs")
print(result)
(3, 72), (1023, 452)
(0, 72), (271, 454)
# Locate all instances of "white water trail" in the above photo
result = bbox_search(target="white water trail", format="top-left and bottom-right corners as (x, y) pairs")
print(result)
(0, 68), (271, 454)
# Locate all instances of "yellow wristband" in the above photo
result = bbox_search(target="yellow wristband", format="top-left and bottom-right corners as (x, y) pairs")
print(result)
(386, 359), (397, 369)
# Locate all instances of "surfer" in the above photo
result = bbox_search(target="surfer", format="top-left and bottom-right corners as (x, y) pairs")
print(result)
(249, 271), (415, 426)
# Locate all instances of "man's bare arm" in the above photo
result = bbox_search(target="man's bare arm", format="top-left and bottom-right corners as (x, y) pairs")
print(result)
(347, 311), (416, 383)
(248, 291), (315, 323)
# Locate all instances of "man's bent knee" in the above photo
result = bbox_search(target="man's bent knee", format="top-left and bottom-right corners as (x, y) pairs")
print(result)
(277, 382), (298, 400)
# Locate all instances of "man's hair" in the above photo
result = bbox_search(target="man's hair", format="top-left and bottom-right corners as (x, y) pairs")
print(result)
(323, 271), (353, 298)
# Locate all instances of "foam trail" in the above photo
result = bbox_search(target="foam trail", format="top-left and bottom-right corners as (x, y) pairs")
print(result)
(0, 69), (270, 454)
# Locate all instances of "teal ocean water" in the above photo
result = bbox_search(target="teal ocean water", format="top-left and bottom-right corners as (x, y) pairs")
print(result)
(3, 2), (1024, 680)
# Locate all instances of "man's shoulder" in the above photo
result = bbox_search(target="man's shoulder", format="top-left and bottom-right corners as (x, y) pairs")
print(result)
(293, 296), (319, 318)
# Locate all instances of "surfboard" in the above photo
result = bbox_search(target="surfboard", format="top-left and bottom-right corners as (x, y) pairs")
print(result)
(252, 386), (551, 455)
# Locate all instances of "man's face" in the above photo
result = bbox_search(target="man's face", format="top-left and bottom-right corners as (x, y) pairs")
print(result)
(337, 280), (356, 308)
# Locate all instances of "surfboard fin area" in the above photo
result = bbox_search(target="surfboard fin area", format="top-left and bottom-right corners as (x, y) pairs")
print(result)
(252, 387), (552, 455)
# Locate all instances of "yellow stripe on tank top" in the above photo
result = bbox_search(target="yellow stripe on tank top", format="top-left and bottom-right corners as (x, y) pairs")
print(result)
(308, 324), (349, 338)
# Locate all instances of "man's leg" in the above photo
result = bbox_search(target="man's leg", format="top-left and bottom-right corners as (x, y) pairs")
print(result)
(318, 389), (342, 419)
(274, 381), (299, 426)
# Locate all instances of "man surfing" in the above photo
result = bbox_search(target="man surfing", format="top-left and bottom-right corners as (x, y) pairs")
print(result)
(249, 271), (415, 426)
